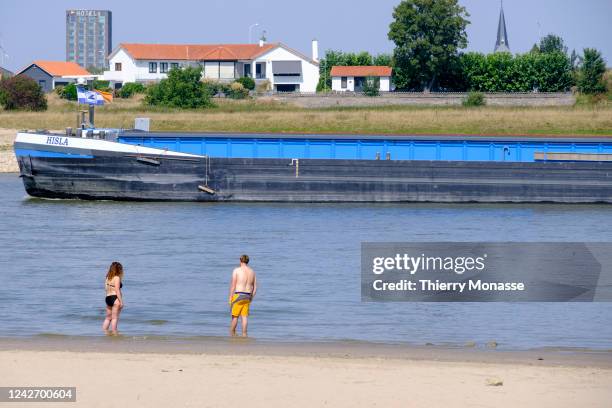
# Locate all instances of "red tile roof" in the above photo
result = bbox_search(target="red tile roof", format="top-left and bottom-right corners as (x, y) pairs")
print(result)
(31, 60), (90, 76)
(330, 66), (392, 77)
(119, 43), (278, 61)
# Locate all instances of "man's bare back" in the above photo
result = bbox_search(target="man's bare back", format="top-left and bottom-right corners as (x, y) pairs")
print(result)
(233, 265), (256, 294)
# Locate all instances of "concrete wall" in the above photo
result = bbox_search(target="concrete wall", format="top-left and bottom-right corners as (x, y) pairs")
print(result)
(275, 92), (576, 108)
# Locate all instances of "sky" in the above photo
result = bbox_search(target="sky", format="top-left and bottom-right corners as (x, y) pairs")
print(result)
(0, 0), (611, 72)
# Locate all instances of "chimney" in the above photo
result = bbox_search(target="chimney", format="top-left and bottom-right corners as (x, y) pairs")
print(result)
(259, 31), (267, 47)
(312, 39), (319, 62)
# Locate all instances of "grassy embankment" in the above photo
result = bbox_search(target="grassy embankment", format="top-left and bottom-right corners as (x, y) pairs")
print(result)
(0, 92), (611, 137)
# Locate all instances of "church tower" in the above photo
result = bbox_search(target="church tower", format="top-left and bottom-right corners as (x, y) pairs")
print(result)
(494, 1), (510, 53)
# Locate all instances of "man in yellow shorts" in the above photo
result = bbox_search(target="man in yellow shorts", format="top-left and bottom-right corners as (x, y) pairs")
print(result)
(229, 254), (257, 337)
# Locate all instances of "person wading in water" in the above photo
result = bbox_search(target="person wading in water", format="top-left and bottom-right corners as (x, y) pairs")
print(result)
(102, 261), (124, 335)
(229, 255), (257, 337)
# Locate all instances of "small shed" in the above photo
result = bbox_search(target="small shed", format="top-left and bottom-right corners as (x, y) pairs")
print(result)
(16, 60), (91, 92)
(330, 66), (392, 92)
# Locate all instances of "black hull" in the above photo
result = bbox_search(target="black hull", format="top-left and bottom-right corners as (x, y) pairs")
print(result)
(16, 154), (612, 203)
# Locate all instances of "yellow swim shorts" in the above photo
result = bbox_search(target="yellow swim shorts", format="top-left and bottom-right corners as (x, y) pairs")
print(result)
(230, 293), (251, 317)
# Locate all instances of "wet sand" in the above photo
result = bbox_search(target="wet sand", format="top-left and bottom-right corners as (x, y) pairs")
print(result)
(1, 337), (611, 407)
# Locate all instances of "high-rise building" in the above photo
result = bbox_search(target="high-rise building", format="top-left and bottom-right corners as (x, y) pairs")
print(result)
(66, 10), (112, 70)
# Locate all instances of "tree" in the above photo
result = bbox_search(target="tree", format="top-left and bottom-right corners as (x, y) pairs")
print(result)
(144, 66), (214, 108)
(373, 54), (393, 67)
(362, 77), (380, 96)
(388, 0), (469, 91)
(0, 75), (47, 110)
(539, 34), (567, 54)
(578, 48), (607, 94)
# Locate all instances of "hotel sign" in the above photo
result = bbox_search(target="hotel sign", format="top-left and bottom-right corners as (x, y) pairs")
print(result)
(68, 10), (102, 17)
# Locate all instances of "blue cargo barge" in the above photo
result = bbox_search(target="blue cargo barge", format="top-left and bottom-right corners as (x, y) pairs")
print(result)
(118, 132), (612, 162)
(13, 130), (612, 203)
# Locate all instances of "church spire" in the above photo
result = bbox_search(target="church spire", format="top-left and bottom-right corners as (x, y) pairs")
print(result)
(494, 1), (510, 53)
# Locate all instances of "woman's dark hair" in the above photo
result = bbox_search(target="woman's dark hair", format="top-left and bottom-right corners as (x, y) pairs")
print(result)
(106, 261), (124, 281)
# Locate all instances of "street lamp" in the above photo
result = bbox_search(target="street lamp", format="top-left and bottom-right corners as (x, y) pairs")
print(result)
(248, 23), (259, 44)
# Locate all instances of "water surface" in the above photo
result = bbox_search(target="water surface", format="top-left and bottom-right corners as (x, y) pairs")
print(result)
(1, 173), (611, 350)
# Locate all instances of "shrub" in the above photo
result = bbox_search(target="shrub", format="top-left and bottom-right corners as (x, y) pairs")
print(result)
(144, 66), (214, 108)
(459, 51), (573, 92)
(203, 80), (230, 96)
(462, 91), (485, 107)
(0, 75), (47, 110)
(235, 76), (255, 90)
(57, 83), (78, 100)
(118, 82), (146, 98)
(92, 79), (111, 91)
(255, 79), (271, 93)
(362, 76), (380, 96)
(578, 48), (607, 95)
(228, 82), (249, 99)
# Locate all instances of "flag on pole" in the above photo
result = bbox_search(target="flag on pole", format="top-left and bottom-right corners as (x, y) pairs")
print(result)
(95, 89), (113, 103)
(77, 86), (105, 105)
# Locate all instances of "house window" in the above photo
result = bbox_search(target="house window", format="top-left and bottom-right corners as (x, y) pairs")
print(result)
(170, 62), (179, 70)
(255, 62), (265, 79)
(244, 63), (251, 77)
(148, 62), (158, 73)
(114, 62), (122, 71)
(38, 79), (46, 89)
(160, 62), (169, 73)
(341, 77), (347, 89)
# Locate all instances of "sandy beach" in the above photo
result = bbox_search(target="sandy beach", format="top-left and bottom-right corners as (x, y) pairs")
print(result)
(1, 338), (611, 408)
(0, 128), (18, 173)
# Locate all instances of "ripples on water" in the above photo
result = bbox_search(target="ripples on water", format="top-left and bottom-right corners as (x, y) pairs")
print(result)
(1, 174), (611, 349)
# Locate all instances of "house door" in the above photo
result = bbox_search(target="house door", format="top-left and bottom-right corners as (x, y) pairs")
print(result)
(354, 77), (365, 92)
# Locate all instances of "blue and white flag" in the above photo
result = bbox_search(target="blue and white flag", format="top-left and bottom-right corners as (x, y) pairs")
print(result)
(77, 86), (105, 105)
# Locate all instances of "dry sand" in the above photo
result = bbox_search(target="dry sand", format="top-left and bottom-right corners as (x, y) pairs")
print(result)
(1, 340), (611, 408)
(0, 128), (18, 172)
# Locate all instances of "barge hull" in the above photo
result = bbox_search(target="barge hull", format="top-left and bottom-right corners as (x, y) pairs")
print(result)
(16, 154), (612, 203)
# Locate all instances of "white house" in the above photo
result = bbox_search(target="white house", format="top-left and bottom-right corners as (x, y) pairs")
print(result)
(330, 66), (392, 92)
(102, 40), (320, 92)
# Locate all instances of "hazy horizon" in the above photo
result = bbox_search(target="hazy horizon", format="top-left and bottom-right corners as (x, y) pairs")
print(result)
(0, 0), (610, 72)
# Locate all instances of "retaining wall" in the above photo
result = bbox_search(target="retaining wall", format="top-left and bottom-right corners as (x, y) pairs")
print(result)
(271, 92), (576, 108)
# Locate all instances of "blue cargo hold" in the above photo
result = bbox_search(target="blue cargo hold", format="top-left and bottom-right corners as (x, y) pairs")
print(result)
(118, 132), (612, 163)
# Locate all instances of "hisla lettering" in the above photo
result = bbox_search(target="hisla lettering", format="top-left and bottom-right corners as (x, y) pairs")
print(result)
(46, 136), (69, 146)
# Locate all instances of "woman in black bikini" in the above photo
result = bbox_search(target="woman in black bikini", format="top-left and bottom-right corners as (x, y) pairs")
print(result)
(102, 262), (124, 335)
